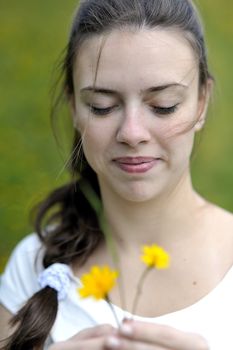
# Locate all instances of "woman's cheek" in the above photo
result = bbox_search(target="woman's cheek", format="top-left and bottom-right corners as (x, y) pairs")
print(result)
(81, 128), (107, 172)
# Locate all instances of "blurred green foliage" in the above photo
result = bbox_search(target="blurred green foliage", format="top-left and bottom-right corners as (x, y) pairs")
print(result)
(0, 0), (232, 272)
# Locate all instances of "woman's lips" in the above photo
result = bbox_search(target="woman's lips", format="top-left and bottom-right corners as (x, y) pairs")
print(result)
(113, 157), (161, 173)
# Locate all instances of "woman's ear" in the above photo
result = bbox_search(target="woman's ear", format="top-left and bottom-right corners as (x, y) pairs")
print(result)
(194, 78), (214, 131)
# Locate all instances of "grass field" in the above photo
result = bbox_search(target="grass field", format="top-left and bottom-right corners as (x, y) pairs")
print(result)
(0, 1), (233, 272)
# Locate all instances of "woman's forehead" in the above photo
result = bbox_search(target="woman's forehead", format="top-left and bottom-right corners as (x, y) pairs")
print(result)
(74, 28), (199, 91)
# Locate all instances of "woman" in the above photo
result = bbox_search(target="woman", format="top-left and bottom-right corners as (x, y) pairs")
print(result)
(1, 0), (233, 349)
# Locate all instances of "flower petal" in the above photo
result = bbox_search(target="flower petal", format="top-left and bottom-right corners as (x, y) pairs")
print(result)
(141, 244), (170, 269)
(78, 265), (119, 300)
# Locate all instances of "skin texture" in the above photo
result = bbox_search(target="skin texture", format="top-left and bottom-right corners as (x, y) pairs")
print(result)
(73, 28), (209, 204)
(48, 321), (209, 350)
(48, 325), (117, 350)
(109, 319), (209, 350)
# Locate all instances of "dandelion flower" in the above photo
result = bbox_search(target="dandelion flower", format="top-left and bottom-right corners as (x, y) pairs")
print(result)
(78, 265), (118, 300)
(141, 244), (170, 269)
(131, 244), (170, 314)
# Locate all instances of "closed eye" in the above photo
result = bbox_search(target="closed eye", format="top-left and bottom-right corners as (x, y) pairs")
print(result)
(152, 104), (179, 116)
(88, 104), (179, 116)
(88, 105), (116, 116)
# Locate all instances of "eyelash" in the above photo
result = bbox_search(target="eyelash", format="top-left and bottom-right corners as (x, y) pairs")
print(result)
(88, 104), (179, 116)
(89, 105), (115, 116)
(151, 104), (179, 116)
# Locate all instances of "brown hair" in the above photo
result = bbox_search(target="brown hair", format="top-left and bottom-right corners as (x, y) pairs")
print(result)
(2, 0), (212, 348)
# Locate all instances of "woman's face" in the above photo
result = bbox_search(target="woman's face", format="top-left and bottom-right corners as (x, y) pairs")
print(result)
(72, 28), (209, 202)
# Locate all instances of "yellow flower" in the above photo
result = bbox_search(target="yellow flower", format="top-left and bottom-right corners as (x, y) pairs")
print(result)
(78, 265), (119, 300)
(141, 244), (170, 269)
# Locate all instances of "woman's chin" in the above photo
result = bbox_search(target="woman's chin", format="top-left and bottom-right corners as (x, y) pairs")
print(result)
(113, 182), (164, 203)
(99, 175), (169, 203)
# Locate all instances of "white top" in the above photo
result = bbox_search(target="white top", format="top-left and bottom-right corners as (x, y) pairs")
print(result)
(0, 233), (233, 349)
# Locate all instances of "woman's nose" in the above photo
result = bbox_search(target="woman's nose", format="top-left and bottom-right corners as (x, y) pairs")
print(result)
(116, 109), (151, 147)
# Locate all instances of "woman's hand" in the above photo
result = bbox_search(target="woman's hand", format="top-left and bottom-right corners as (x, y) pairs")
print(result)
(48, 320), (209, 350)
(48, 324), (117, 350)
(105, 320), (209, 350)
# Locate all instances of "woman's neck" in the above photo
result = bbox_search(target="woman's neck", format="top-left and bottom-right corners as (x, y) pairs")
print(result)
(100, 172), (207, 251)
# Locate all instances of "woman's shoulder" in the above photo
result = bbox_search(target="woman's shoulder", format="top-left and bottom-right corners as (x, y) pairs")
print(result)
(205, 203), (233, 263)
(0, 233), (44, 313)
(197, 198), (233, 251)
(13, 232), (42, 253)
(208, 204), (233, 229)
(1, 233), (44, 270)
(6, 233), (44, 271)
(199, 194), (232, 224)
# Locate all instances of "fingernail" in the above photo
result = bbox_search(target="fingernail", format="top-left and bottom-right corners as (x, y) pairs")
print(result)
(120, 323), (133, 336)
(106, 336), (121, 348)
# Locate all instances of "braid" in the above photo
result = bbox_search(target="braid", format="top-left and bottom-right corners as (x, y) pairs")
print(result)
(2, 138), (103, 349)
(1, 287), (57, 350)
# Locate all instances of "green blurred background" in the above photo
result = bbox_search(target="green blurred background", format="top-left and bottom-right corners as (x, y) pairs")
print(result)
(0, 0), (233, 272)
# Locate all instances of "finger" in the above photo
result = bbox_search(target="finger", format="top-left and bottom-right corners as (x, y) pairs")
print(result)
(76, 336), (115, 349)
(119, 320), (209, 350)
(105, 336), (169, 350)
(52, 335), (115, 350)
(70, 324), (116, 341)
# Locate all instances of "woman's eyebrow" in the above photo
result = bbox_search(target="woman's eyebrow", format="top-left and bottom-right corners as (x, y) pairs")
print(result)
(80, 87), (116, 95)
(80, 83), (188, 95)
(146, 83), (188, 93)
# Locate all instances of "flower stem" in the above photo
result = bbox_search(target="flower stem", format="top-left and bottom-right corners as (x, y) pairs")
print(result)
(106, 295), (120, 328)
(131, 267), (151, 316)
(80, 179), (126, 311)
